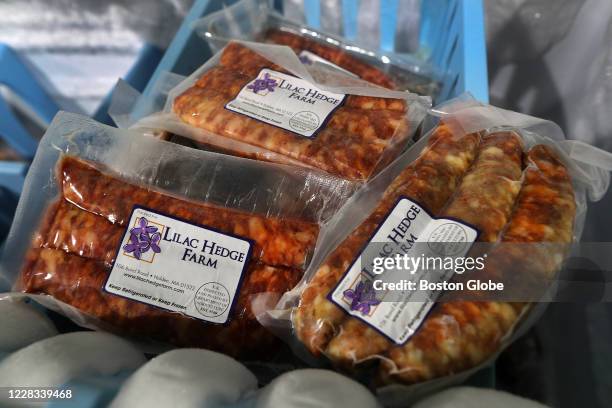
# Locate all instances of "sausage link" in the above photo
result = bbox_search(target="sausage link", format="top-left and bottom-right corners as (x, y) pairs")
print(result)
(293, 123), (481, 356)
(20, 248), (301, 357)
(442, 131), (524, 241)
(468, 144), (577, 293)
(380, 144), (575, 384)
(217, 42), (406, 111)
(36, 200), (124, 266)
(504, 144), (576, 245)
(173, 86), (400, 180)
(384, 301), (523, 383)
(264, 29), (397, 89)
(60, 157), (319, 270)
(325, 131), (524, 365)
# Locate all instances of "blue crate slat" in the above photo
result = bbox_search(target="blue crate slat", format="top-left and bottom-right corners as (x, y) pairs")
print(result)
(0, 45), (53, 242)
(379, 0), (399, 52)
(416, 2), (436, 59)
(419, 0), (450, 61)
(341, 0), (359, 40)
(136, 0), (231, 120)
(0, 96), (39, 159)
(459, 0), (488, 102)
(0, 41), (166, 239)
(437, 4), (463, 101)
(94, 43), (164, 125)
(303, 0), (322, 29)
(420, 0), (488, 102)
(441, 5), (461, 68)
(0, 43), (59, 159)
(0, 44), (60, 125)
(123, 45), (165, 92)
(141, 0), (225, 100)
(437, 0), (458, 65)
(0, 161), (28, 196)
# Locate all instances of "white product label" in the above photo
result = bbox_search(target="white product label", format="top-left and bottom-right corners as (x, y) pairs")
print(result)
(329, 197), (478, 344)
(225, 68), (346, 138)
(298, 50), (358, 77)
(105, 207), (252, 324)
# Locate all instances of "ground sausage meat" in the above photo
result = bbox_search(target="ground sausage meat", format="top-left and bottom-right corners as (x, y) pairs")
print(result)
(18, 156), (318, 357)
(173, 42), (412, 181)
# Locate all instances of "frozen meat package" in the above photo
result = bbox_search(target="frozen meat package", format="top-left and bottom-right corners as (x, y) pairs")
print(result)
(263, 95), (612, 400)
(131, 40), (429, 182)
(192, 0), (440, 95)
(0, 112), (356, 358)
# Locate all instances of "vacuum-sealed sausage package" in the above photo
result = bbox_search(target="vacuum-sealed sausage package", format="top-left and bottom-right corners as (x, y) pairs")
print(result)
(261, 94), (612, 404)
(130, 40), (429, 182)
(191, 0), (441, 96)
(0, 112), (356, 359)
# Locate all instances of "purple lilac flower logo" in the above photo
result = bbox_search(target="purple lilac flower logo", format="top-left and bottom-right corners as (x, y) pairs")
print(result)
(299, 54), (313, 65)
(123, 217), (162, 260)
(247, 72), (278, 94)
(343, 281), (381, 316)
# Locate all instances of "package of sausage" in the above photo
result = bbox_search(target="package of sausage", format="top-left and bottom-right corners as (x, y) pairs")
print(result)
(129, 40), (429, 183)
(261, 94), (612, 404)
(0, 112), (356, 359)
(191, 0), (440, 96)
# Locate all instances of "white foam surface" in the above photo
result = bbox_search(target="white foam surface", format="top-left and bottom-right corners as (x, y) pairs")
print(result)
(110, 349), (258, 408)
(0, 296), (57, 352)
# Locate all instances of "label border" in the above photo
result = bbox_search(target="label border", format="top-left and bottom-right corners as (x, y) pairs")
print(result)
(103, 205), (255, 326)
(326, 195), (481, 345)
(224, 68), (347, 139)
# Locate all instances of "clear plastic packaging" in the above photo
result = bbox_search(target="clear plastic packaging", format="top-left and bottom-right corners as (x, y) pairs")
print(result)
(130, 40), (429, 182)
(263, 94), (612, 403)
(193, 0), (440, 96)
(0, 112), (356, 359)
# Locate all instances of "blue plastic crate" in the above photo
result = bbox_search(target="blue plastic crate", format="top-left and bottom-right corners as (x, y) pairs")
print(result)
(419, 0), (488, 102)
(0, 43), (164, 244)
(142, 0), (488, 103)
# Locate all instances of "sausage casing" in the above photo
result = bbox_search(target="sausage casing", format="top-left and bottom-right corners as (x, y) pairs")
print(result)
(381, 144), (575, 383)
(294, 123), (481, 356)
(325, 131), (524, 364)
